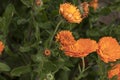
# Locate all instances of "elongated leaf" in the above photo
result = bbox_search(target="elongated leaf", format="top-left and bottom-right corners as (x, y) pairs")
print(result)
(0, 62), (11, 72)
(19, 46), (31, 52)
(10, 65), (31, 77)
(2, 4), (15, 35)
(0, 17), (6, 32)
(20, 0), (33, 7)
(3, 4), (15, 27)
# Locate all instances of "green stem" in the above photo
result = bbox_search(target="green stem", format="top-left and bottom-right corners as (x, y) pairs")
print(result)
(76, 57), (86, 80)
(49, 20), (63, 48)
(82, 57), (85, 72)
(97, 57), (106, 80)
(78, 64), (81, 72)
(69, 24), (72, 30)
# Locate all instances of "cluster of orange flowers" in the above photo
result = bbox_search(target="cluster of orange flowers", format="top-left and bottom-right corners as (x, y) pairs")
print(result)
(56, 31), (97, 57)
(56, 30), (120, 63)
(0, 41), (4, 54)
(56, 31), (120, 79)
(59, 0), (98, 23)
(108, 64), (120, 79)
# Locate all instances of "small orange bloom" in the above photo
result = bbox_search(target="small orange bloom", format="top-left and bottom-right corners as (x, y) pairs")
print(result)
(81, 2), (89, 18)
(0, 41), (4, 54)
(55, 30), (76, 50)
(89, 0), (98, 11)
(35, 0), (43, 6)
(44, 49), (51, 56)
(64, 39), (98, 57)
(97, 37), (120, 63)
(108, 64), (120, 80)
(59, 3), (82, 23)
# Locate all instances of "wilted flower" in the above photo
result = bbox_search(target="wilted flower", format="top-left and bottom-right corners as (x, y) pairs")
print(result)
(64, 39), (98, 57)
(55, 30), (76, 50)
(81, 2), (89, 18)
(97, 37), (120, 63)
(108, 64), (120, 80)
(59, 3), (82, 23)
(89, 0), (98, 11)
(0, 41), (4, 54)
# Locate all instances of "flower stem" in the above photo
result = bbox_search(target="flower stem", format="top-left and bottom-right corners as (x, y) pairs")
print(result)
(49, 20), (63, 48)
(76, 57), (86, 80)
(82, 57), (85, 72)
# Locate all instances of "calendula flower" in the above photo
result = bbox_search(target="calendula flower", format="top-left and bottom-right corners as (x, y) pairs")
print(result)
(0, 41), (4, 54)
(81, 2), (89, 18)
(108, 64), (120, 80)
(89, 0), (98, 11)
(97, 37), (120, 63)
(44, 49), (51, 56)
(59, 3), (82, 23)
(56, 31), (98, 58)
(55, 30), (76, 50)
(64, 39), (98, 57)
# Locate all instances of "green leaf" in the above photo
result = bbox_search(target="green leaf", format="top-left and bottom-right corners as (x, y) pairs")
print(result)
(2, 4), (15, 35)
(19, 46), (31, 52)
(0, 17), (5, 32)
(17, 18), (29, 25)
(20, 0), (33, 7)
(100, 7), (111, 15)
(32, 50), (46, 63)
(33, 20), (40, 41)
(43, 0), (50, 3)
(19, 43), (37, 52)
(0, 62), (11, 72)
(10, 65), (31, 77)
(86, 29), (100, 38)
(43, 61), (57, 73)
(3, 4), (15, 27)
(39, 21), (52, 29)
(61, 66), (71, 71)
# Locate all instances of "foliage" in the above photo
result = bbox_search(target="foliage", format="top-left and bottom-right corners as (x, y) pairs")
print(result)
(0, 0), (120, 80)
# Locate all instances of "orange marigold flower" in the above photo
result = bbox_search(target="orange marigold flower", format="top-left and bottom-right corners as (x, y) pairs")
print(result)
(89, 0), (98, 11)
(0, 41), (4, 54)
(81, 2), (89, 18)
(64, 39), (98, 57)
(97, 37), (120, 63)
(55, 30), (76, 50)
(59, 3), (82, 23)
(108, 64), (120, 79)
(44, 49), (51, 56)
